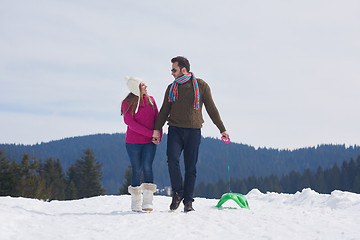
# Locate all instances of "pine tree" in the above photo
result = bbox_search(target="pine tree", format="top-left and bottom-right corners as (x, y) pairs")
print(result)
(347, 158), (357, 192)
(205, 182), (215, 198)
(119, 165), (132, 195)
(326, 163), (341, 192)
(0, 151), (13, 196)
(8, 160), (21, 196)
(341, 160), (350, 191)
(7, 154), (48, 199)
(299, 168), (312, 190)
(314, 166), (327, 193)
(353, 175), (360, 193)
(215, 179), (227, 198)
(67, 148), (105, 199)
(194, 181), (206, 197)
(354, 156), (360, 193)
(266, 175), (281, 193)
(15, 154), (45, 198)
(232, 178), (248, 194)
(41, 158), (67, 200)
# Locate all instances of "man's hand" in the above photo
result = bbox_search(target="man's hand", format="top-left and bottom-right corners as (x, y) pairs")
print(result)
(152, 130), (161, 145)
(221, 131), (229, 142)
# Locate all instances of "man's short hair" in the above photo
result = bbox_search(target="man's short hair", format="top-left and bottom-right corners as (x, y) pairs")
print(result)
(171, 56), (190, 72)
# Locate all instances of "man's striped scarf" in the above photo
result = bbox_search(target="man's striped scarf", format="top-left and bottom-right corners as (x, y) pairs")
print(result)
(168, 72), (200, 110)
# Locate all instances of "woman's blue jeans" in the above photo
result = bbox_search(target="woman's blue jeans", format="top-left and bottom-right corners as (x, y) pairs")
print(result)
(167, 126), (201, 204)
(126, 142), (157, 187)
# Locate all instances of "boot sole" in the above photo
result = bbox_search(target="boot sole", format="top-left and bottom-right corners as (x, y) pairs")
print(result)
(170, 205), (181, 211)
(142, 208), (153, 211)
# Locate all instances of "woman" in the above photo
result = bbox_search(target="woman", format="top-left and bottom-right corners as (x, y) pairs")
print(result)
(121, 76), (161, 212)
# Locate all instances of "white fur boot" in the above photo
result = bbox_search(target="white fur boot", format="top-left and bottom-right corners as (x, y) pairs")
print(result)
(141, 183), (157, 211)
(128, 185), (142, 212)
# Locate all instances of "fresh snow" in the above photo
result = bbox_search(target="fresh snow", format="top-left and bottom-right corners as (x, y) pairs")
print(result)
(1, 188), (359, 240)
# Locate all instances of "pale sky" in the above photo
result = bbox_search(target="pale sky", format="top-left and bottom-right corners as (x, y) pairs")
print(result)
(1, 0), (359, 149)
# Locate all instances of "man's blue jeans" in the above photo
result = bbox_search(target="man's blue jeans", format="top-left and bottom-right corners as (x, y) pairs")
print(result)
(126, 142), (157, 187)
(167, 126), (201, 204)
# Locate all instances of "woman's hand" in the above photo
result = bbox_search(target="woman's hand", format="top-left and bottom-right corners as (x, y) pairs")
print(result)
(152, 130), (161, 144)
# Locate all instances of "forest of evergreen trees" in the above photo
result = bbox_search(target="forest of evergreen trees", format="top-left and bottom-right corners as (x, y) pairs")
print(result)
(0, 149), (104, 200)
(2, 133), (360, 194)
(194, 155), (360, 199)
(1, 144), (360, 201)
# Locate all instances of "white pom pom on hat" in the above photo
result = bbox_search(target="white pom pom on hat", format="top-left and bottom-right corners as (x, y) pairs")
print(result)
(125, 76), (143, 114)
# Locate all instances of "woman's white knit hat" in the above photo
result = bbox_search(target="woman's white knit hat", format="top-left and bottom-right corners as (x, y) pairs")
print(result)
(125, 76), (143, 114)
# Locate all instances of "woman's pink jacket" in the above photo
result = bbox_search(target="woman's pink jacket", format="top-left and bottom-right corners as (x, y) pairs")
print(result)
(122, 96), (162, 144)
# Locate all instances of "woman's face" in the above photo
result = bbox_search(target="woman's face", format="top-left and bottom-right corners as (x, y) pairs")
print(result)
(140, 82), (147, 96)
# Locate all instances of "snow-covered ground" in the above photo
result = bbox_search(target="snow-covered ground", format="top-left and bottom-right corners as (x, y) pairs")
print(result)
(1, 188), (359, 240)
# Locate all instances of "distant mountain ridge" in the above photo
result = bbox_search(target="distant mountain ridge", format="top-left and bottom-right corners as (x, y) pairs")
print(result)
(1, 133), (360, 194)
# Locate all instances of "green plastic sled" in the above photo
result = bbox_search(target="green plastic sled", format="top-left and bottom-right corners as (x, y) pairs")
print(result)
(216, 192), (250, 209)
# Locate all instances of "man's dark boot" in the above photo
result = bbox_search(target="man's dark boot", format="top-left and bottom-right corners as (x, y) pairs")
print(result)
(184, 201), (195, 212)
(170, 192), (183, 211)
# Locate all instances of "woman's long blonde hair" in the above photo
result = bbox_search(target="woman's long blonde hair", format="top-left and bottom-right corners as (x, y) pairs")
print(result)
(121, 83), (153, 116)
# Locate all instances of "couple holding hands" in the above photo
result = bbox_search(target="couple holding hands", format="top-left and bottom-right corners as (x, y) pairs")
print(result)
(121, 56), (229, 213)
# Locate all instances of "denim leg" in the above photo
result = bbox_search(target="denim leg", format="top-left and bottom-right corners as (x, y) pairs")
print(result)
(142, 142), (156, 183)
(126, 143), (143, 187)
(183, 128), (201, 204)
(167, 126), (184, 195)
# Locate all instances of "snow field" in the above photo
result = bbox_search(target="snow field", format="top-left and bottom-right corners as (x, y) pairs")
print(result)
(1, 188), (359, 240)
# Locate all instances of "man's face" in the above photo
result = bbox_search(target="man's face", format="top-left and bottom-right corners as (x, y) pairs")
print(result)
(171, 62), (184, 79)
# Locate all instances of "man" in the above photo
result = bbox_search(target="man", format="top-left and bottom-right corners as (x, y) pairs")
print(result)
(152, 56), (229, 212)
